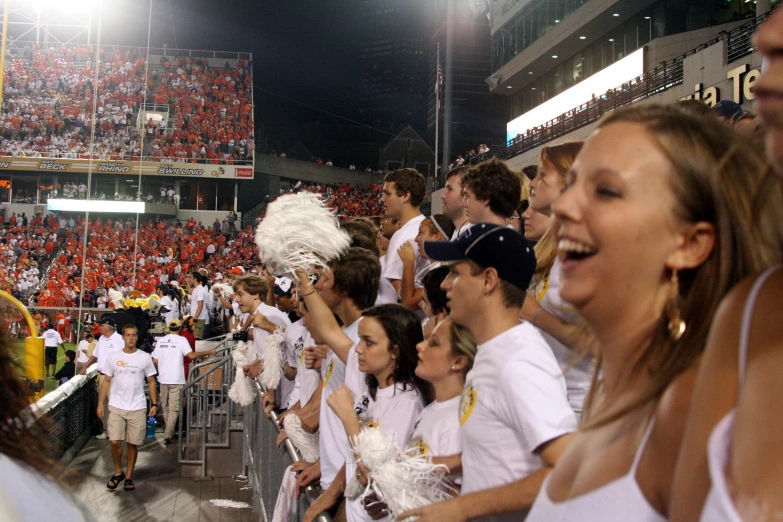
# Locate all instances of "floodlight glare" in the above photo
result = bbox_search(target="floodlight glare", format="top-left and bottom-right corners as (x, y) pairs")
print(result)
(47, 199), (145, 214)
(32, 0), (97, 14)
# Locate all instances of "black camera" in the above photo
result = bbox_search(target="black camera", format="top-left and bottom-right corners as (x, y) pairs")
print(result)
(232, 331), (249, 342)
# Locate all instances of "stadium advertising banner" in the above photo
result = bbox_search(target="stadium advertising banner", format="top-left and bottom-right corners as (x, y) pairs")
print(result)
(0, 157), (254, 179)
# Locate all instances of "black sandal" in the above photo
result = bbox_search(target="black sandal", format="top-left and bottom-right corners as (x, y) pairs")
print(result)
(107, 472), (125, 490)
(123, 478), (135, 491)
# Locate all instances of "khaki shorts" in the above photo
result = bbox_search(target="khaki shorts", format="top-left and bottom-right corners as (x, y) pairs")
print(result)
(107, 406), (147, 445)
(194, 319), (206, 339)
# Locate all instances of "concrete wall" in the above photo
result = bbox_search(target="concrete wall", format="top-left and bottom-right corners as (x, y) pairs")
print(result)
(644, 20), (748, 67)
(254, 154), (386, 186)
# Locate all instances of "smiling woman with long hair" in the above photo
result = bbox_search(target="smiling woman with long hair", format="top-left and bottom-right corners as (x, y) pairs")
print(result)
(525, 103), (779, 521)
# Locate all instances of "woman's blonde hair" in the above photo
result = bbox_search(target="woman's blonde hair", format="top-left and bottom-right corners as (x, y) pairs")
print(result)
(532, 142), (583, 283)
(582, 104), (783, 429)
(449, 320), (477, 375)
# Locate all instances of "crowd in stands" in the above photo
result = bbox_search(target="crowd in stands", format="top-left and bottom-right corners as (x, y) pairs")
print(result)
(24, 214), (252, 308)
(447, 143), (491, 171)
(259, 181), (385, 220)
(0, 44), (253, 165)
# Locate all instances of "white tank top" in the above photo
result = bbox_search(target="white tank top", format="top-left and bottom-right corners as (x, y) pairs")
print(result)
(526, 418), (665, 522)
(699, 266), (781, 522)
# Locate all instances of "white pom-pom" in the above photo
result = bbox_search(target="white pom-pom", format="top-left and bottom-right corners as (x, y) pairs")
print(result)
(346, 427), (453, 518)
(259, 328), (286, 390)
(228, 341), (257, 406)
(282, 413), (320, 463)
(212, 283), (235, 298)
(353, 427), (398, 470)
(255, 191), (351, 279)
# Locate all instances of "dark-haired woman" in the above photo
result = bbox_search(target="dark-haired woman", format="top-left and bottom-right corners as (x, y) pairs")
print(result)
(302, 304), (426, 522)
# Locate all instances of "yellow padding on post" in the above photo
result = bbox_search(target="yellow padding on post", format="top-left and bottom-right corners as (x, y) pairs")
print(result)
(24, 337), (45, 400)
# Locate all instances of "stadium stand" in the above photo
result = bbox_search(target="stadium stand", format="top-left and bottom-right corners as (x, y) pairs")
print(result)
(0, 44), (253, 165)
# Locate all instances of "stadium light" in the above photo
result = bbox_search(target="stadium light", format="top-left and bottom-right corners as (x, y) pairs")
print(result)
(47, 199), (145, 214)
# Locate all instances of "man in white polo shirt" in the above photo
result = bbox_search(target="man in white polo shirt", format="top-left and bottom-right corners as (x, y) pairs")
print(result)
(97, 325), (158, 492)
(403, 223), (577, 521)
(152, 318), (218, 445)
(43, 324), (64, 379)
(380, 168), (428, 302)
(81, 316), (126, 439)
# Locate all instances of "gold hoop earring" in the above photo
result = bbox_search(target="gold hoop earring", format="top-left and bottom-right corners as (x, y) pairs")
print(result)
(666, 269), (686, 341)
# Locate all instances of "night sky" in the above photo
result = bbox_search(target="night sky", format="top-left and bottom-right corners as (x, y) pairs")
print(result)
(100, 0), (376, 145)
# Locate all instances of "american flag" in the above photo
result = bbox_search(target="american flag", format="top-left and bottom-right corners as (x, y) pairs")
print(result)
(435, 63), (443, 95)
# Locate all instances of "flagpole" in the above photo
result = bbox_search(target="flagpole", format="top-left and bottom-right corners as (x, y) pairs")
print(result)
(434, 43), (440, 187)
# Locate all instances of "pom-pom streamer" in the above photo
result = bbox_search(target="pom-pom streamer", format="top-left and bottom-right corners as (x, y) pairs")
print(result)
(255, 192), (351, 280)
(346, 428), (454, 519)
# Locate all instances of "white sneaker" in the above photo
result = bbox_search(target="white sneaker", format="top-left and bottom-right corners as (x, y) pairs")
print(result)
(95, 432), (109, 440)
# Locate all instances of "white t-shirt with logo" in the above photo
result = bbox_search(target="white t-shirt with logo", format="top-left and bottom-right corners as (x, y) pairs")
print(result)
(93, 331), (125, 374)
(43, 329), (63, 347)
(105, 349), (157, 411)
(280, 319), (305, 409)
(151, 334), (193, 385)
(382, 214), (429, 299)
(537, 258), (594, 418)
(459, 323), (577, 520)
(190, 284), (209, 321)
(251, 302), (292, 360)
(319, 319), (360, 491)
(345, 382), (425, 522)
(409, 395), (462, 483)
(375, 255), (399, 305)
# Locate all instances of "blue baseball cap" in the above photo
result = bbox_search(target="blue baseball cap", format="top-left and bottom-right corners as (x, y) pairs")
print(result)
(423, 223), (536, 290)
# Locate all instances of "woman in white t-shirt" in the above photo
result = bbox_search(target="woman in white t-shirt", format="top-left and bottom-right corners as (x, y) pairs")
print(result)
(303, 304), (427, 522)
(397, 215), (455, 312)
(520, 141), (594, 418)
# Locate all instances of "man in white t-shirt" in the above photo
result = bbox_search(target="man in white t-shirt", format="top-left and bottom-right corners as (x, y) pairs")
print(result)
(42, 324), (64, 378)
(234, 275), (291, 376)
(408, 223), (577, 521)
(188, 272), (209, 339)
(75, 332), (95, 375)
(97, 325), (158, 491)
(441, 166), (471, 240)
(380, 168), (429, 302)
(81, 316), (126, 439)
(152, 318), (218, 444)
(460, 159), (522, 228)
(296, 247), (380, 494)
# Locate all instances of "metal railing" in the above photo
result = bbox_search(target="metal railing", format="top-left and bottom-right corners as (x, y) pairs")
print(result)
(177, 336), (240, 478)
(244, 382), (331, 522)
(29, 365), (100, 462)
(727, 14), (768, 62)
